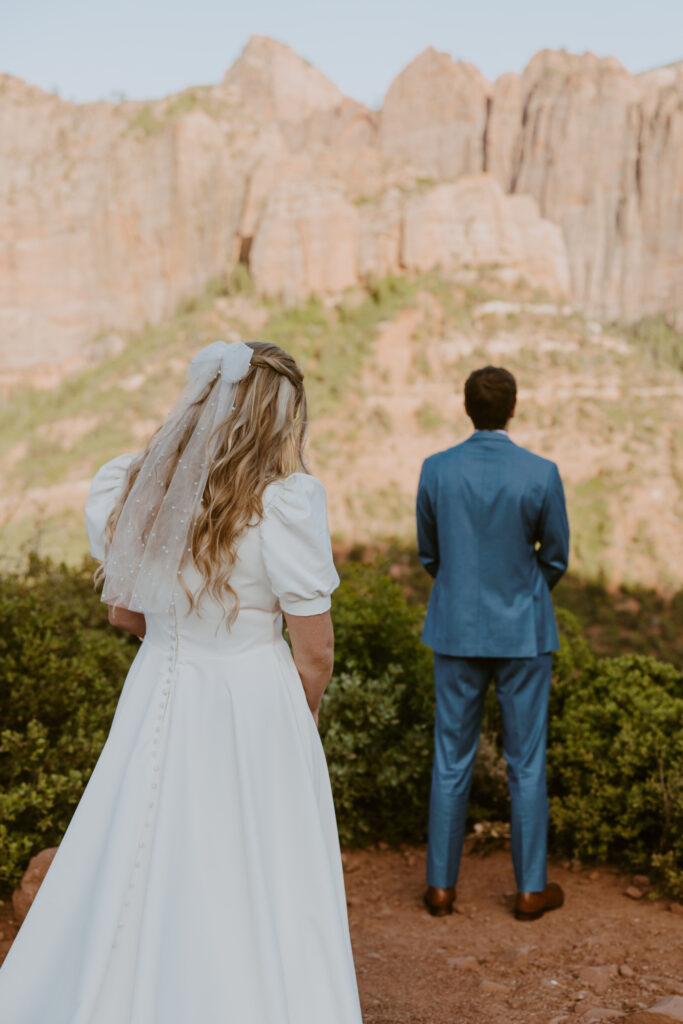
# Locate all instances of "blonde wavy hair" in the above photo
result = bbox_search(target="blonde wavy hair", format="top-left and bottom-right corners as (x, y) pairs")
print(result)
(99, 341), (309, 622)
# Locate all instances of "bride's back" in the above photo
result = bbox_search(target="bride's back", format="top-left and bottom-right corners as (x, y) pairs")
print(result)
(145, 524), (278, 659)
(111, 471), (338, 661)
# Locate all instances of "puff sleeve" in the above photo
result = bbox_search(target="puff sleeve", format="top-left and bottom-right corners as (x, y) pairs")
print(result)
(260, 473), (340, 615)
(84, 453), (135, 561)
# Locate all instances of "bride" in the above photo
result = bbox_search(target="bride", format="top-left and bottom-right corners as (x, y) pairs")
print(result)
(0, 340), (364, 1023)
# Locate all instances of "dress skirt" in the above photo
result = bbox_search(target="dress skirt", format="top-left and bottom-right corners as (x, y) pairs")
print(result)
(0, 610), (362, 1024)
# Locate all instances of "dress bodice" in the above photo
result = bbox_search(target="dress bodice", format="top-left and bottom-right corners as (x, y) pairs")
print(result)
(85, 456), (339, 657)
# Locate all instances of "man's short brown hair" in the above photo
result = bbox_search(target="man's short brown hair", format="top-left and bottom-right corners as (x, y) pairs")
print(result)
(464, 366), (517, 430)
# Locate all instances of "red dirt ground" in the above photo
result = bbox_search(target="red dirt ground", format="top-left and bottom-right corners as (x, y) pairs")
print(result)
(344, 845), (683, 1024)
(2, 845), (681, 1023)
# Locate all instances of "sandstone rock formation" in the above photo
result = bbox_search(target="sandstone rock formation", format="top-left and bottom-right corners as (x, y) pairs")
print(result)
(1, 36), (681, 375)
(358, 187), (403, 281)
(12, 847), (58, 924)
(378, 47), (490, 181)
(222, 34), (344, 125)
(0, 76), (248, 371)
(485, 51), (683, 327)
(400, 175), (569, 295)
(250, 174), (360, 300)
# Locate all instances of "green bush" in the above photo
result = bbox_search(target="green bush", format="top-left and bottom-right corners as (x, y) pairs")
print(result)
(0, 557), (136, 895)
(548, 652), (683, 894)
(624, 314), (683, 372)
(321, 563), (434, 845)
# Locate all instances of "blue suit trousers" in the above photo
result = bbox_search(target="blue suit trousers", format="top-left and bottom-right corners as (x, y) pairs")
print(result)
(427, 652), (552, 893)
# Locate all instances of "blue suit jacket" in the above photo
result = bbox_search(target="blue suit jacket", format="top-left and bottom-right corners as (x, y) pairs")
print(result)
(416, 432), (569, 657)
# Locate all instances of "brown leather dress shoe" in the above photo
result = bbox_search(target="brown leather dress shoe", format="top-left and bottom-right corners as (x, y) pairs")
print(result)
(423, 885), (456, 917)
(514, 882), (564, 921)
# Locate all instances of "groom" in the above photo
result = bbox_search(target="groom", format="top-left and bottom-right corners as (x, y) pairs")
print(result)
(416, 366), (569, 921)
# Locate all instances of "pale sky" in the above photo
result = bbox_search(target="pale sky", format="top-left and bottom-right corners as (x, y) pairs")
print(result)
(2, 0), (681, 108)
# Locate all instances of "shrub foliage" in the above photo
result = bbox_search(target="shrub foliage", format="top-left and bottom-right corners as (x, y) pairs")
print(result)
(548, 652), (683, 896)
(0, 558), (682, 899)
(0, 557), (136, 894)
(319, 564), (434, 845)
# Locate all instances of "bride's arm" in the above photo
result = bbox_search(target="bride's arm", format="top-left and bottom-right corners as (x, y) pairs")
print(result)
(284, 610), (334, 725)
(107, 605), (147, 639)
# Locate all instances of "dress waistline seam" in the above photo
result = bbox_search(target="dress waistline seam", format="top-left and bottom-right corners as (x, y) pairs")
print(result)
(142, 635), (285, 661)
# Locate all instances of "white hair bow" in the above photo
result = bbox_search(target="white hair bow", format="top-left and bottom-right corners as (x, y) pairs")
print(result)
(187, 340), (253, 384)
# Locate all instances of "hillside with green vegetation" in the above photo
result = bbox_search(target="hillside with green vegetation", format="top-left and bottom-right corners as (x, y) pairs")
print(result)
(1, 267), (682, 596)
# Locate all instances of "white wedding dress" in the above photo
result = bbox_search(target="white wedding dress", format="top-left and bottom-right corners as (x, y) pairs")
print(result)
(0, 457), (363, 1024)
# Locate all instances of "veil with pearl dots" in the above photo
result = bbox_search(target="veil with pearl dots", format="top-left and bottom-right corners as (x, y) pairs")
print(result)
(100, 341), (254, 614)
